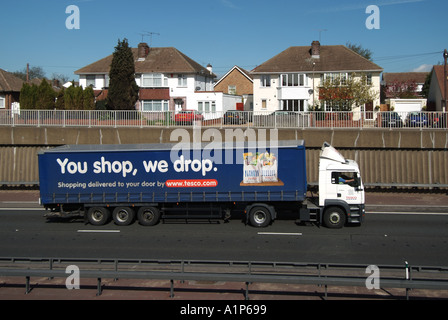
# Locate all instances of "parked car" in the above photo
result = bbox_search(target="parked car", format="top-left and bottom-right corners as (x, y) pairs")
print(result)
(174, 110), (203, 125)
(254, 111), (303, 128)
(405, 112), (428, 127)
(223, 110), (247, 125)
(427, 112), (446, 128)
(380, 112), (403, 128)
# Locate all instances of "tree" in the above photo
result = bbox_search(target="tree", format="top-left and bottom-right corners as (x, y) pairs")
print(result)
(20, 83), (38, 109)
(13, 66), (46, 81)
(83, 86), (95, 110)
(65, 86), (84, 110)
(346, 42), (373, 61)
(107, 38), (139, 111)
(421, 70), (432, 99)
(36, 79), (56, 109)
(386, 80), (418, 99)
(318, 73), (378, 111)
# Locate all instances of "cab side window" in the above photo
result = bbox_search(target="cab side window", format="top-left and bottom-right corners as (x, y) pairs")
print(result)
(331, 172), (356, 185)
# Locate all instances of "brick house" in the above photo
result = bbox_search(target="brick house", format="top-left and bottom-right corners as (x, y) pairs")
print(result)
(428, 65), (448, 111)
(214, 65), (253, 110)
(0, 68), (24, 110)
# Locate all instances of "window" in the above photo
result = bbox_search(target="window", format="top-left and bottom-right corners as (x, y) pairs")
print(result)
(142, 73), (167, 87)
(280, 74), (307, 87)
(0, 95), (5, 109)
(261, 100), (267, 110)
(86, 75), (96, 87)
(281, 100), (306, 112)
(142, 100), (169, 111)
(366, 73), (372, 85)
(178, 74), (187, 87)
(260, 75), (271, 87)
(198, 101), (216, 113)
(322, 73), (349, 85)
(331, 172), (357, 185)
(228, 85), (236, 95)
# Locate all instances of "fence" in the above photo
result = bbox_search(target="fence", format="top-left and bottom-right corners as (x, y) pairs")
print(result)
(1, 110), (447, 129)
(1, 257), (448, 299)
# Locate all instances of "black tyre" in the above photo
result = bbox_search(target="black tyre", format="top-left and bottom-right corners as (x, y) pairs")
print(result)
(249, 206), (272, 228)
(137, 206), (161, 226)
(112, 207), (135, 226)
(87, 207), (110, 226)
(323, 206), (346, 229)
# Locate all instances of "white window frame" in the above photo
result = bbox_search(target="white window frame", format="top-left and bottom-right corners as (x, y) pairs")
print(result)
(86, 75), (96, 88)
(198, 101), (216, 113)
(280, 74), (308, 87)
(142, 100), (169, 112)
(228, 85), (236, 95)
(178, 74), (188, 87)
(322, 73), (349, 85)
(142, 73), (168, 87)
(0, 95), (5, 109)
(260, 75), (271, 87)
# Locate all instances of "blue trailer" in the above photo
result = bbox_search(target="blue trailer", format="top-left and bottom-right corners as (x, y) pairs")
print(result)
(38, 140), (365, 228)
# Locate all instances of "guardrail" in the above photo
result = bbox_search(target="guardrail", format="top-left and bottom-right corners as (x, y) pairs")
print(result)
(1, 110), (447, 129)
(1, 257), (448, 299)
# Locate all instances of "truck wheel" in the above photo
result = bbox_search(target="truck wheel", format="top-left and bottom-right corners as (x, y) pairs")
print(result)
(137, 206), (160, 226)
(323, 207), (346, 229)
(249, 206), (271, 228)
(112, 207), (135, 226)
(87, 207), (110, 226)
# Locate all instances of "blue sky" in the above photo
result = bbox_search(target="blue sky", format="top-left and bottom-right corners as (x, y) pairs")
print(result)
(0, 0), (446, 79)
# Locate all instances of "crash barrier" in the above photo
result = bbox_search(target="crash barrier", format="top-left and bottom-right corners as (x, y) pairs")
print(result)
(0, 110), (447, 129)
(0, 257), (447, 299)
(1, 146), (447, 189)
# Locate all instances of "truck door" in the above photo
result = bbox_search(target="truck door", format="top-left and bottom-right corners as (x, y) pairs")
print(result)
(331, 171), (362, 204)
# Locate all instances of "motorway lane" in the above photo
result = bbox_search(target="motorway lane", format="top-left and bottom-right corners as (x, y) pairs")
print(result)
(1, 208), (448, 267)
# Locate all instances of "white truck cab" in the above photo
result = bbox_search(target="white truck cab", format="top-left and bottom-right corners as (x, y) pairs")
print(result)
(317, 142), (365, 228)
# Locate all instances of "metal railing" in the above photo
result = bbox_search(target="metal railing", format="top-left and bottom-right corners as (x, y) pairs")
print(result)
(1, 257), (448, 299)
(1, 110), (446, 129)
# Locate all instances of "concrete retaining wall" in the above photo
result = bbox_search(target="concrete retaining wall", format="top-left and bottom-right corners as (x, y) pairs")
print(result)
(0, 127), (447, 187)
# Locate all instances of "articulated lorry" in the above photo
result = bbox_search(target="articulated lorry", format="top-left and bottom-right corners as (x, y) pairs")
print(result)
(38, 140), (365, 228)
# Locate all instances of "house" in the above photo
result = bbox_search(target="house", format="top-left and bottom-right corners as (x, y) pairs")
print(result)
(428, 65), (448, 111)
(75, 43), (241, 116)
(382, 72), (428, 99)
(0, 68), (24, 110)
(251, 41), (383, 118)
(214, 65), (253, 111)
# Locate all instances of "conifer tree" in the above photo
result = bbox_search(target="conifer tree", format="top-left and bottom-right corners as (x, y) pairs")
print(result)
(107, 38), (139, 110)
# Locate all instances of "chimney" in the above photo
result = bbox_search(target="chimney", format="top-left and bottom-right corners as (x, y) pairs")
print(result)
(311, 41), (320, 59)
(137, 42), (150, 60)
(206, 63), (213, 75)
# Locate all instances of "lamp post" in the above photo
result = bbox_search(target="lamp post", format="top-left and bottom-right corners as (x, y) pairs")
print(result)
(444, 49), (448, 112)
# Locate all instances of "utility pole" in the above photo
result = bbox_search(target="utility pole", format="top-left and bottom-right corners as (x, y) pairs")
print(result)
(444, 49), (447, 112)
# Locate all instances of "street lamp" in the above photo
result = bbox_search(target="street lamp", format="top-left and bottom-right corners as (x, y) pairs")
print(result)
(444, 49), (447, 112)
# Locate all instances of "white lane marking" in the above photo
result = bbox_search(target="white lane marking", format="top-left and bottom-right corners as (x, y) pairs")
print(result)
(77, 230), (120, 233)
(258, 232), (302, 236)
(369, 211), (448, 215)
(1, 208), (44, 211)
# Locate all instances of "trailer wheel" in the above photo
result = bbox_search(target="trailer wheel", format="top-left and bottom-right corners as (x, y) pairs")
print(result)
(323, 206), (346, 229)
(112, 207), (135, 226)
(137, 206), (160, 226)
(87, 207), (110, 226)
(249, 206), (271, 228)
